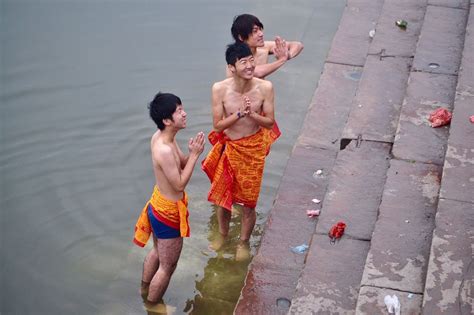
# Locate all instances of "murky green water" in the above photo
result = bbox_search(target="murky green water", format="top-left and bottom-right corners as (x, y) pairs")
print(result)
(1, 0), (345, 313)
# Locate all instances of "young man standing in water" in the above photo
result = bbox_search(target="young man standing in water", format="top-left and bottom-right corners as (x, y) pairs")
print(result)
(133, 92), (205, 309)
(202, 42), (280, 261)
(229, 13), (304, 78)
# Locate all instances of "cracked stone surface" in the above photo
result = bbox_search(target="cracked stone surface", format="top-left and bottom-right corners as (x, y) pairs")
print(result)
(356, 286), (423, 315)
(392, 72), (456, 165)
(422, 198), (474, 315)
(290, 235), (370, 315)
(315, 140), (391, 240)
(341, 55), (412, 142)
(360, 160), (441, 293)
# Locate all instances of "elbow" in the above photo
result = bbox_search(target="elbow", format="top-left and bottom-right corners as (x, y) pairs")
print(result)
(213, 124), (225, 133)
(253, 69), (266, 79)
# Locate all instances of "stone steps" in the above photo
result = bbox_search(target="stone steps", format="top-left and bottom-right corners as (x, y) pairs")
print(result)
(234, 0), (472, 314)
(355, 3), (470, 315)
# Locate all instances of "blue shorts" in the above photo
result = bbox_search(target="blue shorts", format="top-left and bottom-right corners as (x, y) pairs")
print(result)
(147, 204), (181, 239)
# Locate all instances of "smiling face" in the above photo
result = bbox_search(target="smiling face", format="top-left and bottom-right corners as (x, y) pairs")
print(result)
(244, 25), (264, 48)
(168, 104), (187, 129)
(230, 55), (255, 80)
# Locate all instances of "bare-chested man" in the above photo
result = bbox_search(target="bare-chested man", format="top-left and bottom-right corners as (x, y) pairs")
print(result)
(202, 42), (280, 261)
(229, 13), (304, 78)
(133, 92), (205, 309)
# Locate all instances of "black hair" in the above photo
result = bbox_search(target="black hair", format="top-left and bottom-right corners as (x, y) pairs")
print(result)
(225, 42), (253, 66)
(148, 92), (181, 130)
(231, 14), (264, 42)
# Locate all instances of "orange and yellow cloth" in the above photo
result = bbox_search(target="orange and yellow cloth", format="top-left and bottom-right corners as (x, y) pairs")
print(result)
(202, 124), (280, 211)
(133, 186), (189, 247)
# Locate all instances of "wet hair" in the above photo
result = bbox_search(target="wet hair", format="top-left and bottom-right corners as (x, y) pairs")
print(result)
(225, 42), (253, 66)
(231, 14), (264, 42)
(148, 92), (181, 130)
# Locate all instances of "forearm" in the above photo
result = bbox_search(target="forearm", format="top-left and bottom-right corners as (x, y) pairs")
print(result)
(213, 111), (241, 132)
(176, 154), (200, 191)
(248, 112), (274, 129)
(288, 42), (303, 59)
(253, 58), (286, 78)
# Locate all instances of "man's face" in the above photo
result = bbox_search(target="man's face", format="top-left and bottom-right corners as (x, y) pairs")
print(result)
(244, 25), (264, 48)
(170, 104), (187, 129)
(231, 55), (255, 80)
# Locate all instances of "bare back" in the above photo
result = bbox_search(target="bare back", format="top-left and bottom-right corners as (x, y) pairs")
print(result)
(151, 131), (183, 202)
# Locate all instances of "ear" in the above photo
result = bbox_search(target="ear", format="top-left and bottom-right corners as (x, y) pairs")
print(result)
(238, 35), (244, 42)
(227, 64), (236, 74)
(163, 118), (172, 127)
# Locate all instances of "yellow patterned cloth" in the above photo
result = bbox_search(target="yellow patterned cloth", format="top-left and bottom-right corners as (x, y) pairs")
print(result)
(133, 186), (189, 247)
(202, 124), (280, 211)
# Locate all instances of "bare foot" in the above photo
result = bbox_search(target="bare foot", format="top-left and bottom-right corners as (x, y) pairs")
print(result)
(144, 299), (176, 314)
(209, 232), (226, 251)
(235, 242), (251, 262)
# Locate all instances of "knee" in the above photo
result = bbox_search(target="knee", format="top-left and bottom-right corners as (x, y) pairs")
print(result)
(160, 262), (178, 275)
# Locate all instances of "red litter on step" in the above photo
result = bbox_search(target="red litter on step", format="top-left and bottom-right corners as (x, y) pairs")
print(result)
(328, 221), (346, 244)
(429, 108), (452, 127)
(470, 115), (474, 123)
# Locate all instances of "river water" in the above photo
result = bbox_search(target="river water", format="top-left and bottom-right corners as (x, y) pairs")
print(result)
(1, 0), (345, 314)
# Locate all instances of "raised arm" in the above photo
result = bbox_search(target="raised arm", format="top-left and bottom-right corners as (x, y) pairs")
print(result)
(247, 81), (275, 129)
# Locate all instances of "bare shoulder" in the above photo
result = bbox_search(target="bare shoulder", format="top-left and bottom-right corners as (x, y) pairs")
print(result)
(151, 136), (173, 163)
(253, 77), (273, 91)
(212, 78), (232, 94)
(262, 41), (275, 52)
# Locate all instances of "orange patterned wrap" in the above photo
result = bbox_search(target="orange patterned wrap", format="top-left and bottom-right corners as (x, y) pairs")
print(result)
(202, 124), (280, 211)
(133, 186), (189, 247)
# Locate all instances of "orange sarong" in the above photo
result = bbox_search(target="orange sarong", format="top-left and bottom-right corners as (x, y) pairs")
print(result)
(133, 186), (189, 247)
(202, 124), (280, 211)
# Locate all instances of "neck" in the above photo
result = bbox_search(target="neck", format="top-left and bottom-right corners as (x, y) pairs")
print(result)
(160, 127), (177, 143)
(250, 46), (257, 56)
(232, 76), (253, 94)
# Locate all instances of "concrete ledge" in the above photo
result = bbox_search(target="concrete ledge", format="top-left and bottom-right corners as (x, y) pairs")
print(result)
(361, 159), (441, 293)
(412, 5), (468, 75)
(236, 145), (337, 312)
(315, 140), (391, 240)
(341, 55), (412, 143)
(393, 72), (456, 165)
(290, 235), (370, 314)
(368, 0), (427, 57)
(356, 286), (423, 315)
(422, 198), (474, 315)
(298, 63), (361, 151)
(326, 0), (384, 66)
(428, 0), (470, 10)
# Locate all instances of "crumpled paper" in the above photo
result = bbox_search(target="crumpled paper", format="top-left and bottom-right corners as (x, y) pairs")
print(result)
(384, 294), (400, 315)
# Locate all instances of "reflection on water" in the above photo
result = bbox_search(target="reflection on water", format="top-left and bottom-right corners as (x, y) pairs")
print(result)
(1, 0), (345, 314)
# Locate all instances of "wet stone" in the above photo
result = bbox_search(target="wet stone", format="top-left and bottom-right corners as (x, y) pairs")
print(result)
(361, 159), (441, 293)
(356, 286), (423, 315)
(412, 5), (468, 75)
(341, 55), (412, 143)
(290, 235), (370, 314)
(315, 140), (391, 240)
(422, 199), (474, 315)
(327, 0), (384, 66)
(236, 145), (338, 313)
(235, 262), (299, 315)
(298, 63), (362, 151)
(392, 72), (457, 165)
